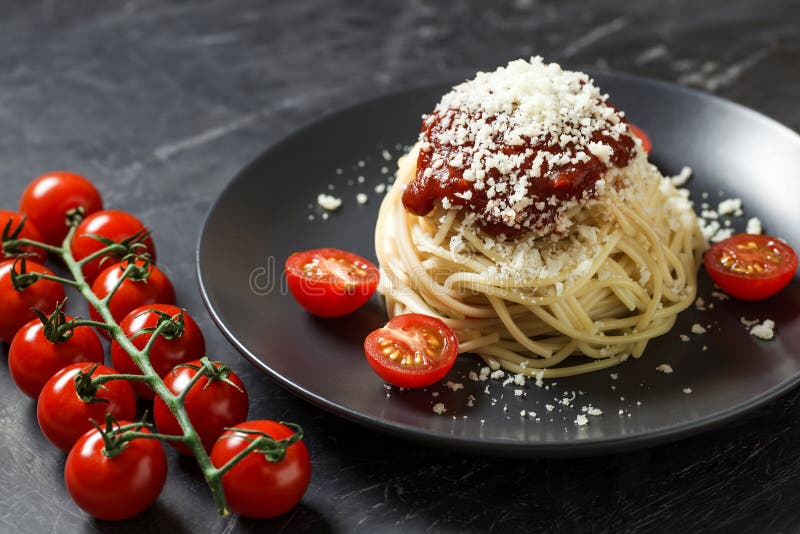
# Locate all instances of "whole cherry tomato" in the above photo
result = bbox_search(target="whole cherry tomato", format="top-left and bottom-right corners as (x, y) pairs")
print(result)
(65, 421), (167, 521)
(210, 420), (311, 519)
(285, 248), (379, 317)
(37, 363), (136, 451)
(111, 304), (206, 399)
(364, 313), (459, 388)
(8, 317), (103, 399)
(19, 171), (103, 246)
(89, 259), (176, 326)
(0, 210), (46, 262)
(70, 210), (156, 283)
(0, 259), (65, 343)
(154, 359), (249, 454)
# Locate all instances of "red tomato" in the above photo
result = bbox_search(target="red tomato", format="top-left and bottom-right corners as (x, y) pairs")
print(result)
(629, 124), (652, 154)
(89, 259), (176, 326)
(65, 422), (167, 521)
(364, 314), (459, 388)
(70, 210), (156, 283)
(0, 259), (65, 343)
(8, 317), (104, 399)
(286, 248), (379, 317)
(154, 360), (249, 454)
(704, 233), (798, 300)
(210, 420), (310, 519)
(37, 363), (136, 451)
(19, 171), (103, 246)
(111, 304), (206, 399)
(0, 210), (46, 262)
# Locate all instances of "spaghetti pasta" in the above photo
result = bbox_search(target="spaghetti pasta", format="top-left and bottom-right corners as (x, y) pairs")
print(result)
(374, 59), (704, 378)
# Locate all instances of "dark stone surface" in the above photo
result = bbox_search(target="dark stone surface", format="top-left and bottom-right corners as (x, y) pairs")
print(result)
(0, 1), (797, 532)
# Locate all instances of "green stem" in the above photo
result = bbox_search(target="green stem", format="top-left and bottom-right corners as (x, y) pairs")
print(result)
(59, 224), (232, 516)
(67, 318), (116, 332)
(215, 437), (268, 476)
(118, 430), (188, 443)
(3, 238), (64, 255)
(91, 373), (152, 386)
(176, 364), (210, 402)
(76, 243), (124, 267)
(37, 273), (82, 288)
(102, 263), (136, 304)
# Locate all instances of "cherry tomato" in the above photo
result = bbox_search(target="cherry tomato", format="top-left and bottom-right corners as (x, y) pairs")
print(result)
(629, 124), (652, 154)
(19, 171), (103, 246)
(37, 363), (136, 451)
(89, 259), (176, 326)
(286, 248), (379, 317)
(210, 420), (310, 519)
(154, 360), (248, 454)
(364, 313), (459, 388)
(0, 210), (46, 262)
(65, 422), (167, 521)
(8, 317), (104, 399)
(111, 304), (206, 399)
(0, 259), (65, 343)
(70, 210), (156, 283)
(704, 233), (798, 300)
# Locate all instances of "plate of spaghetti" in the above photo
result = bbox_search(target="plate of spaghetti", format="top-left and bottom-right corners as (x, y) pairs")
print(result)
(198, 58), (800, 456)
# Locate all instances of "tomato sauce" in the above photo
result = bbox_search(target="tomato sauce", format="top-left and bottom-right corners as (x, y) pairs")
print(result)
(402, 108), (636, 238)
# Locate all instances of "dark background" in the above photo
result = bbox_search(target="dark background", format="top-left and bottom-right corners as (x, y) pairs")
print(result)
(1, 1), (798, 533)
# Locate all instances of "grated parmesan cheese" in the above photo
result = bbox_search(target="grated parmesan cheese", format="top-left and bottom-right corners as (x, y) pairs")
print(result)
(656, 364), (674, 374)
(317, 194), (342, 211)
(432, 403), (446, 414)
(750, 319), (775, 340)
(691, 323), (707, 335)
(746, 217), (762, 235)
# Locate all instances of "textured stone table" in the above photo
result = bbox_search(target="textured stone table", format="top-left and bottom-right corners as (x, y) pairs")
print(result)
(0, 1), (798, 532)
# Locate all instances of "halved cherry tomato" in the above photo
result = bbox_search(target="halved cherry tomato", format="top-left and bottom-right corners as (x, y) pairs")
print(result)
(70, 210), (156, 283)
(286, 248), (379, 317)
(705, 234), (797, 300)
(364, 313), (459, 388)
(89, 259), (176, 326)
(9, 317), (104, 399)
(19, 171), (103, 246)
(0, 210), (47, 262)
(629, 124), (652, 154)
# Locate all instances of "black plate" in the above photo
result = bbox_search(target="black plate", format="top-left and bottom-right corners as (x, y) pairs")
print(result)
(197, 71), (800, 456)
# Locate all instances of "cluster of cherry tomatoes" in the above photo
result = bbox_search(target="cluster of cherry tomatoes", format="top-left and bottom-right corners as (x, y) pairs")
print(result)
(2, 172), (310, 521)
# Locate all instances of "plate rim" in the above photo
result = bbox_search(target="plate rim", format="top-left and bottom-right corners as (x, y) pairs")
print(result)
(196, 70), (800, 457)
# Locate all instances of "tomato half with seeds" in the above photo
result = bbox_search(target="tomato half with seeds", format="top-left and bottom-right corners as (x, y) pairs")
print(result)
(629, 124), (652, 154)
(286, 248), (379, 317)
(704, 233), (798, 300)
(364, 314), (459, 388)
